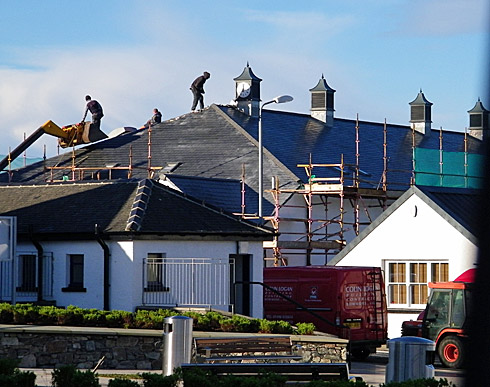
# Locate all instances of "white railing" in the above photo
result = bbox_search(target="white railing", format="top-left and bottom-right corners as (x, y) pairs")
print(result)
(142, 257), (235, 311)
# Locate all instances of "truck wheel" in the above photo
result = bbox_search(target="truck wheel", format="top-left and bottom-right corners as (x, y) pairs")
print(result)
(438, 336), (465, 368)
(351, 347), (371, 360)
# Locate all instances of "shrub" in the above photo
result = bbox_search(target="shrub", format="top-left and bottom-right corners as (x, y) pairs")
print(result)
(259, 319), (293, 334)
(106, 310), (133, 328)
(0, 303), (14, 323)
(52, 365), (100, 387)
(107, 378), (140, 387)
(0, 358), (36, 387)
(141, 372), (180, 387)
(12, 304), (39, 324)
(0, 358), (19, 375)
(37, 305), (61, 325)
(57, 305), (85, 326)
(295, 322), (316, 335)
(180, 367), (288, 387)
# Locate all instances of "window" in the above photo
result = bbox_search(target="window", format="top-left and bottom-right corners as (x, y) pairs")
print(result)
(17, 254), (37, 292)
(62, 254), (85, 292)
(145, 253), (169, 292)
(385, 261), (448, 308)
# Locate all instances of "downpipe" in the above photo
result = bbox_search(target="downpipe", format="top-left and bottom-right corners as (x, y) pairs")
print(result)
(95, 224), (110, 311)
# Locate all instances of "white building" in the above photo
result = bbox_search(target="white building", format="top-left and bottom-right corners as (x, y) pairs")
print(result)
(329, 185), (479, 338)
(0, 179), (272, 317)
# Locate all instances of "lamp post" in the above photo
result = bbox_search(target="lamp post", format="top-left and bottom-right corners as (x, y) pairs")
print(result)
(258, 95), (293, 218)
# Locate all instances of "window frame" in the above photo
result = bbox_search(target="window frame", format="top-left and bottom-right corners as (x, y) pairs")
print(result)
(62, 254), (86, 292)
(16, 253), (37, 292)
(384, 260), (449, 309)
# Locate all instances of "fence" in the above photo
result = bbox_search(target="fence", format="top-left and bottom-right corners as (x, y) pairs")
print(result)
(142, 257), (235, 311)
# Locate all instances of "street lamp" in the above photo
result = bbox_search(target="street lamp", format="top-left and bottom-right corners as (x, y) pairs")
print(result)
(258, 95), (294, 218)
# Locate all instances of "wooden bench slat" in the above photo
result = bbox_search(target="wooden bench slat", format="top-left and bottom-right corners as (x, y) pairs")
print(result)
(194, 336), (302, 363)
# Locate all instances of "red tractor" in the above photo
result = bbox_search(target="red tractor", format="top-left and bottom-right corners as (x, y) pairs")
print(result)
(401, 269), (474, 368)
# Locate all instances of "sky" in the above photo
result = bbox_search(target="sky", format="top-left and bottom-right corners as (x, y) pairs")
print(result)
(0, 0), (488, 158)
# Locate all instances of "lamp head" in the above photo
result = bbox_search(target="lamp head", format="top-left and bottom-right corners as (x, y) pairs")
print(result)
(273, 95), (294, 104)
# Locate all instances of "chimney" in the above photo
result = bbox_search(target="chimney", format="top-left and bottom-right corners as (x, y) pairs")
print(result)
(233, 63), (262, 118)
(309, 75), (335, 127)
(409, 90), (433, 135)
(468, 98), (489, 140)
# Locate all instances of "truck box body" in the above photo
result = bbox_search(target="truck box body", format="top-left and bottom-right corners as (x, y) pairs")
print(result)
(263, 266), (387, 354)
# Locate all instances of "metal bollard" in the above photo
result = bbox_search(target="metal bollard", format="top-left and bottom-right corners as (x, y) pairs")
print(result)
(162, 316), (194, 376)
(385, 336), (435, 383)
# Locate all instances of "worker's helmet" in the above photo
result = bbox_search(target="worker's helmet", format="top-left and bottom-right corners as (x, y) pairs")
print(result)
(203, 72), (210, 79)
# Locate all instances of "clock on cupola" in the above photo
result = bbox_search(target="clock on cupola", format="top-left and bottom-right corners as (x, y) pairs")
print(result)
(233, 62), (262, 117)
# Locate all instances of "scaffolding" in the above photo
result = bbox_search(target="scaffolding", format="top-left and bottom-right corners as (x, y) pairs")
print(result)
(258, 121), (481, 267)
(42, 126), (161, 183)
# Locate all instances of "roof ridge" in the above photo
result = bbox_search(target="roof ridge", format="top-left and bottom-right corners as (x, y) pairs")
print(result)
(125, 179), (154, 231)
(212, 105), (301, 183)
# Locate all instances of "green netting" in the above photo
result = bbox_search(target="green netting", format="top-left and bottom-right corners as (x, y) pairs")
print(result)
(414, 148), (484, 188)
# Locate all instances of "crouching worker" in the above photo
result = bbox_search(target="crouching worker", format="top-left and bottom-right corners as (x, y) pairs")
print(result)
(140, 108), (162, 129)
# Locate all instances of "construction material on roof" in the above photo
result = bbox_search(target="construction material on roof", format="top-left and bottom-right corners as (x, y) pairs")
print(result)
(414, 148), (484, 188)
(0, 120), (107, 171)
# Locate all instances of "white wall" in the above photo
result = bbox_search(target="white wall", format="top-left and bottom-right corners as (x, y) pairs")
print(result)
(17, 240), (105, 309)
(108, 239), (264, 318)
(16, 238), (265, 318)
(333, 193), (478, 339)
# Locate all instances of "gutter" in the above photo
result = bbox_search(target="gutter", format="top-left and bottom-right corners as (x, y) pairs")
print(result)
(95, 224), (110, 311)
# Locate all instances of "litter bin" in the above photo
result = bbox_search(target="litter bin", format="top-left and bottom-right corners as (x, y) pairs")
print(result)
(162, 316), (194, 375)
(385, 336), (435, 383)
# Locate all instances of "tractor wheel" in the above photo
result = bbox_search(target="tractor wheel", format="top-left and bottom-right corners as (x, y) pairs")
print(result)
(438, 336), (465, 368)
(351, 347), (371, 361)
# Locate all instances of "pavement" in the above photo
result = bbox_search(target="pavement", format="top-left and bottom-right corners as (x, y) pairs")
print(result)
(22, 349), (466, 387)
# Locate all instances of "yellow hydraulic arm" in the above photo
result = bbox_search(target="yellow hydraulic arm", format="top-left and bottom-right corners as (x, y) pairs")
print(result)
(0, 120), (107, 171)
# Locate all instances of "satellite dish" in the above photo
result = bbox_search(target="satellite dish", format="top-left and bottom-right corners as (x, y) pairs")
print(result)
(108, 127), (138, 138)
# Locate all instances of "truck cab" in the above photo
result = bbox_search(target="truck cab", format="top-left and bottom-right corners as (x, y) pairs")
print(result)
(401, 269), (474, 368)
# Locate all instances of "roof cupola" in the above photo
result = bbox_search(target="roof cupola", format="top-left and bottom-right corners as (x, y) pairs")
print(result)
(468, 98), (489, 140)
(409, 90), (433, 135)
(309, 74), (335, 127)
(233, 62), (262, 118)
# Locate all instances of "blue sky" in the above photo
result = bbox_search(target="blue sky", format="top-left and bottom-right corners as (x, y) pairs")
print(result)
(0, 0), (488, 157)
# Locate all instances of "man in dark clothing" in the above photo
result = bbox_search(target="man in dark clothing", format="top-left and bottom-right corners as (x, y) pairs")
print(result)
(82, 95), (104, 129)
(190, 71), (210, 112)
(140, 108), (162, 129)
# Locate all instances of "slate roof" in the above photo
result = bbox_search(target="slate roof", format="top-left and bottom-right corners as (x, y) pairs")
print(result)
(416, 185), (481, 236)
(0, 179), (273, 240)
(329, 185), (480, 265)
(0, 104), (482, 214)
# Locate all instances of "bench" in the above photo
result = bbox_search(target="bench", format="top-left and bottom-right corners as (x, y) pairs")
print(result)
(193, 336), (304, 363)
(180, 362), (349, 382)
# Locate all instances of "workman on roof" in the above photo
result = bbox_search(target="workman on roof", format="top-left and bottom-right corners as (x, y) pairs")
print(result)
(82, 95), (104, 129)
(190, 71), (210, 112)
(140, 108), (162, 129)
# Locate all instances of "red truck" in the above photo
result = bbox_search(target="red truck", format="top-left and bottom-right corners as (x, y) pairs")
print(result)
(263, 266), (388, 360)
(401, 269), (474, 368)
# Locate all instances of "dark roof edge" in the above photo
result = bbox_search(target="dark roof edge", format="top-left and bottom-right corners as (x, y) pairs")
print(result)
(411, 186), (478, 244)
